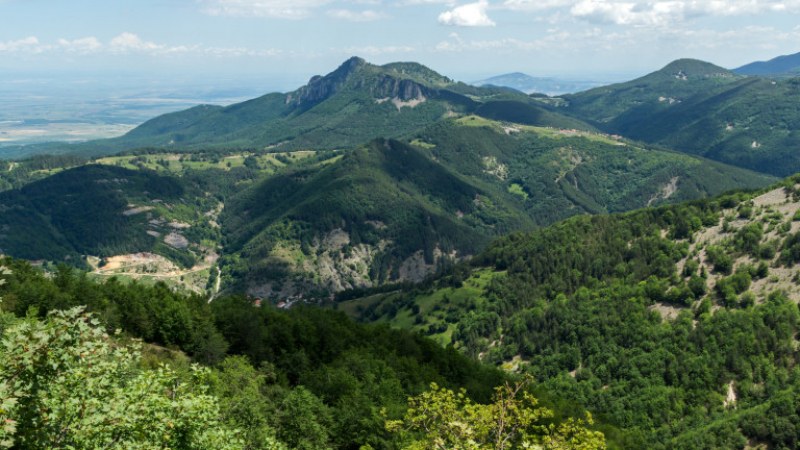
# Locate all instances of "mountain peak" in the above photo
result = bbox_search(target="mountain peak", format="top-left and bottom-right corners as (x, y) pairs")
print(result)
(288, 57), (454, 109)
(289, 57), (370, 108)
(323, 56), (369, 83)
(380, 61), (452, 86)
(338, 56), (368, 72)
(658, 59), (733, 78)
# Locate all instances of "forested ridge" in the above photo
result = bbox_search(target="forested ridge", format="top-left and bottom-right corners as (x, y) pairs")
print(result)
(561, 59), (800, 176)
(344, 175), (800, 449)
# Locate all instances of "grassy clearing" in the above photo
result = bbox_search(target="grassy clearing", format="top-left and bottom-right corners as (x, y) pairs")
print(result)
(337, 269), (502, 346)
(88, 267), (211, 295)
(454, 115), (625, 146)
(95, 151), (320, 174)
(507, 183), (529, 200)
(410, 139), (436, 149)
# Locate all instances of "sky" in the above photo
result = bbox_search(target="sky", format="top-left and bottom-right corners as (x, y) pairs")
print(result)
(1, 0), (800, 89)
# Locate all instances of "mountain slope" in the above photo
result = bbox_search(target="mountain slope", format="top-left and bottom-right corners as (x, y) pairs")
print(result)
(734, 50), (800, 76)
(58, 57), (592, 157)
(218, 138), (532, 297)
(0, 165), (214, 267)
(216, 116), (773, 298)
(563, 59), (800, 176)
(563, 59), (741, 124)
(341, 176), (800, 448)
(411, 116), (774, 223)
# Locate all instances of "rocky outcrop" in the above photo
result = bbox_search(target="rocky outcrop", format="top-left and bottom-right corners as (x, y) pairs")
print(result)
(286, 57), (367, 107)
(285, 56), (430, 109)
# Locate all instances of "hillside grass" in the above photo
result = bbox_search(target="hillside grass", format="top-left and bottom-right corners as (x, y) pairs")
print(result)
(95, 151), (319, 174)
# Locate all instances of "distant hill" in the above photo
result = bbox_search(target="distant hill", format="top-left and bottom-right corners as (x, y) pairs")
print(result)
(218, 138), (532, 297)
(471, 72), (603, 95)
(0, 165), (206, 267)
(57, 57), (590, 157)
(562, 59), (740, 123)
(562, 58), (800, 176)
(412, 116), (773, 220)
(734, 51), (800, 76)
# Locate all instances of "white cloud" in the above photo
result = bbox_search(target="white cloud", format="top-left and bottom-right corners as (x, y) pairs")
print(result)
(435, 30), (572, 51)
(503, 1), (800, 27)
(569, 1), (678, 26)
(438, 0), (495, 26)
(0, 33), (282, 59)
(56, 37), (103, 54)
(201, 0), (332, 19)
(502, 0), (573, 11)
(110, 32), (171, 53)
(401, 0), (456, 4)
(328, 8), (386, 20)
(0, 36), (42, 53)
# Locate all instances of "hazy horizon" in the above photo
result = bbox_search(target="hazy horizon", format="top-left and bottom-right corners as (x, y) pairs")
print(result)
(0, 56), (640, 147)
(3, 0), (799, 147)
(2, 0), (798, 80)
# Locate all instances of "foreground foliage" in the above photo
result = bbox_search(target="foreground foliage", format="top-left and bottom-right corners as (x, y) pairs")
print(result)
(0, 307), (242, 449)
(387, 380), (605, 450)
(0, 259), (609, 449)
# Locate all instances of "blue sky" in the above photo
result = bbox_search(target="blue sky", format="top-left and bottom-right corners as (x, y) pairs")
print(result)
(2, 0), (800, 87)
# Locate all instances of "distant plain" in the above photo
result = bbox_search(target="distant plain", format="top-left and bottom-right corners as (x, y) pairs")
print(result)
(0, 73), (295, 146)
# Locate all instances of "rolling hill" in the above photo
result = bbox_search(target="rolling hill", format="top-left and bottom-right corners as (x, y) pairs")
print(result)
(562, 58), (800, 176)
(217, 138), (532, 297)
(734, 50), (800, 77)
(410, 116), (773, 223)
(0, 165), (208, 266)
(0, 108), (776, 299)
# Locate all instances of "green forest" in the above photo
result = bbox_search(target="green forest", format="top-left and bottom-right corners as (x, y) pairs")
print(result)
(0, 259), (604, 449)
(345, 177), (800, 449)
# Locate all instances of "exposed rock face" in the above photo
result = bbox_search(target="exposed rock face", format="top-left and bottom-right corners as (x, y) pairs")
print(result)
(245, 228), (460, 300)
(286, 56), (430, 109)
(397, 248), (455, 283)
(373, 76), (427, 101)
(287, 57), (367, 107)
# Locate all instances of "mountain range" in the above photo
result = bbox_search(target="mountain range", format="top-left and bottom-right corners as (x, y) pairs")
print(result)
(80, 57), (591, 156)
(0, 55), (796, 298)
(3, 53), (800, 448)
